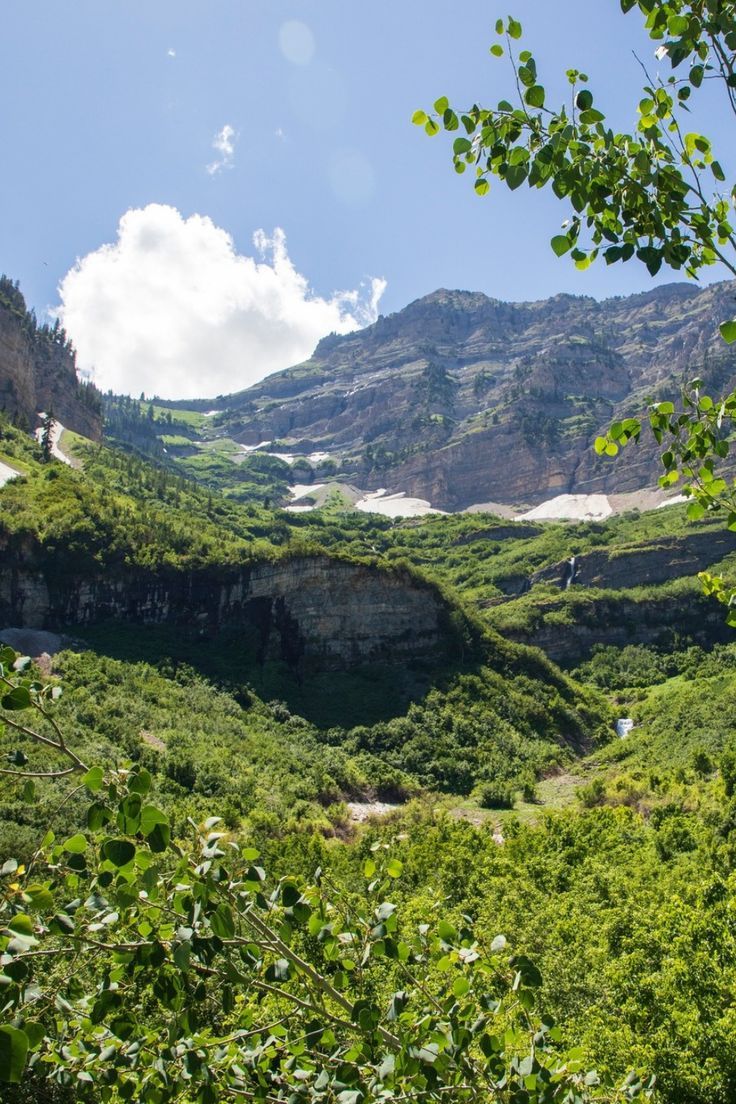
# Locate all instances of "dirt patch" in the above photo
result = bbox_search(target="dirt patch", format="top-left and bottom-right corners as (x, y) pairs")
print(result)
(346, 801), (402, 822)
(140, 730), (166, 753)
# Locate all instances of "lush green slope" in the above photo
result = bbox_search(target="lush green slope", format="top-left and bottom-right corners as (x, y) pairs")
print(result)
(6, 412), (736, 1103)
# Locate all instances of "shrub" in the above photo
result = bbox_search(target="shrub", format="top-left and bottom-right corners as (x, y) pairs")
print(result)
(474, 780), (515, 809)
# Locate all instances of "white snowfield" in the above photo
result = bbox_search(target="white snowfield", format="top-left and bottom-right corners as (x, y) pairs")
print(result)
(0, 460), (22, 487)
(35, 416), (73, 466)
(239, 441), (332, 464)
(355, 489), (444, 519)
(518, 494), (613, 522)
(289, 483), (326, 501)
(285, 484), (686, 521)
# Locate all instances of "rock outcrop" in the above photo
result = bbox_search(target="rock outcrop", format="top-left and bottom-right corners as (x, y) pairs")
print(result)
(530, 531), (736, 591)
(0, 554), (458, 674)
(0, 277), (102, 439)
(487, 526), (736, 663)
(499, 590), (732, 665)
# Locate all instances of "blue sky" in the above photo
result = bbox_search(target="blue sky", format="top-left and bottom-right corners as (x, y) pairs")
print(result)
(1, 1), (731, 397)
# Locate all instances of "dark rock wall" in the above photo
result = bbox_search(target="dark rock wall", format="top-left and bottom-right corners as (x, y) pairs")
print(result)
(0, 555), (450, 673)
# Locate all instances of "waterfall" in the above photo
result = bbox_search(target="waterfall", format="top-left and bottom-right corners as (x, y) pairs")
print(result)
(564, 555), (577, 589)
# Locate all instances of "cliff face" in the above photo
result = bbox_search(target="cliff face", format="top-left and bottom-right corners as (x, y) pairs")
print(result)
(0, 300), (38, 426)
(530, 530), (736, 592)
(0, 279), (102, 439)
(211, 281), (736, 510)
(488, 528), (736, 662)
(501, 591), (732, 664)
(0, 554), (455, 674)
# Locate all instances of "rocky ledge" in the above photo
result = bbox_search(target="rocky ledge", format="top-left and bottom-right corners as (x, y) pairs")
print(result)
(0, 554), (458, 674)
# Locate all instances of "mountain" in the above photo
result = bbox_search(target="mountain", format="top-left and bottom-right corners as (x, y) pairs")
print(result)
(202, 280), (736, 511)
(0, 275), (102, 440)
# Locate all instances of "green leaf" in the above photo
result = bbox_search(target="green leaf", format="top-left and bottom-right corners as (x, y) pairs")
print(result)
(62, 833), (87, 854)
(386, 858), (403, 878)
(411, 110), (428, 126)
(102, 839), (136, 868)
(720, 320), (736, 344)
(453, 976), (470, 996)
(551, 235), (570, 257)
(433, 96), (449, 114)
(87, 802), (112, 831)
(0, 1026), (28, 1084)
(8, 914), (34, 937)
(511, 954), (543, 987)
(83, 766), (104, 793)
(490, 44), (504, 57)
(576, 89), (593, 111)
(22, 1022), (44, 1050)
(140, 806), (170, 852)
(282, 882), (301, 907)
(507, 18), (522, 39)
(210, 903), (236, 939)
(425, 118), (440, 136)
(438, 919), (457, 943)
(129, 769), (152, 796)
(474, 177), (490, 196)
(524, 85), (545, 108)
(1, 687), (32, 711)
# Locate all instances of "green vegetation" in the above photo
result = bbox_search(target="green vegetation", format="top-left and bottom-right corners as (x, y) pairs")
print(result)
(3, 647), (652, 1104)
(102, 394), (294, 505)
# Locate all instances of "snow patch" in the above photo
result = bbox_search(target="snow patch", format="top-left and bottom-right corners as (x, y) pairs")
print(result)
(239, 441), (273, 453)
(35, 416), (73, 466)
(355, 489), (444, 519)
(289, 483), (326, 501)
(0, 461), (22, 488)
(518, 494), (613, 522)
(239, 442), (332, 466)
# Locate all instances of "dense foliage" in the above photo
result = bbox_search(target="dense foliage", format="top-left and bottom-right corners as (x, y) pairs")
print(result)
(0, 649), (653, 1103)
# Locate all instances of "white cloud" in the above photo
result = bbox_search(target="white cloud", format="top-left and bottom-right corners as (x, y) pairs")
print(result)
(206, 124), (236, 175)
(57, 204), (386, 400)
(167, 48), (176, 58)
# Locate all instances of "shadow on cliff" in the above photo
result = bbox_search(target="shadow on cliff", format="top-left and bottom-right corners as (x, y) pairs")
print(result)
(73, 622), (452, 729)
